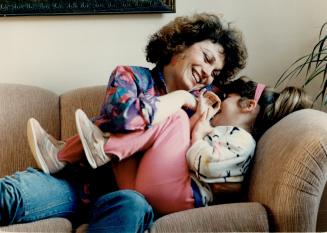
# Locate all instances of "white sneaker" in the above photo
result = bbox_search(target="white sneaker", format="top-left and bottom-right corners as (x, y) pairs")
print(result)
(75, 109), (110, 169)
(27, 118), (66, 174)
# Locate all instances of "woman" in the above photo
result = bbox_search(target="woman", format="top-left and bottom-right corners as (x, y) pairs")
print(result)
(0, 13), (247, 232)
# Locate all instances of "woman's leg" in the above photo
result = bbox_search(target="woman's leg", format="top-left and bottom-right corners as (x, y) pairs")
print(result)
(0, 167), (78, 225)
(88, 190), (154, 233)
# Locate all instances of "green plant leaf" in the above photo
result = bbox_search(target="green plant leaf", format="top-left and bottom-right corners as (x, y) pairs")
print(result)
(275, 53), (327, 87)
(319, 22), (327, 39)
(304, 66), (326, 85)
(322, 79), (327, 106)
(322, 63), (327, 88)
(275, 55), (310, 87)
(315, 35), (327, 68)
(275, 21), (327, 107)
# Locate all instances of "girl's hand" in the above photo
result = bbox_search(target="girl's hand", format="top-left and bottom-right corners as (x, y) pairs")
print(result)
(191, 110), (213, 144)
(196, 90), (221, 119)
(209, 183), (242, 195)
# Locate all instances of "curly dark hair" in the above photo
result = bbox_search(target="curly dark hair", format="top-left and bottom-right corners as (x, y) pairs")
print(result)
(145, 13), (248, 83)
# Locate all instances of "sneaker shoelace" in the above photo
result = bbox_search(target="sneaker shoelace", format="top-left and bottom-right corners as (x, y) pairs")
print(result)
(87, 121), (108, 163)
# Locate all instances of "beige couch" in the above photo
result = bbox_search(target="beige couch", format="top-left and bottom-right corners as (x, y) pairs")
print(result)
(0, 83), (326, 232)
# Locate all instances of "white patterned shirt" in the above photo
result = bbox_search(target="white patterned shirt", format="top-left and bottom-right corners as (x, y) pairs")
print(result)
(186, 126), (256, 205)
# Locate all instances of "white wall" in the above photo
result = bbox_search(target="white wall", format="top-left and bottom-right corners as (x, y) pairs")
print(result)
(0, 0), (326, 95)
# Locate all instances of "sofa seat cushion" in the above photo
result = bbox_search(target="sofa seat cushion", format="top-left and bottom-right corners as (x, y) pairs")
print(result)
(148, 202), (268, 232)
(0, 218), (72, 232)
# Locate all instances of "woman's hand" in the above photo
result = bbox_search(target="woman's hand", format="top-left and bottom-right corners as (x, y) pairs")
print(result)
(209, 183), (242, 195)
(153, 90), (197, 125)
(182, 91), (197, 111)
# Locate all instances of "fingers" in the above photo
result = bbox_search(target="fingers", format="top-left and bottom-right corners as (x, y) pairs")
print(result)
(196, 89), (206, 113)
(198, 89), (206, 103)
(201, 91), (221, 119)
(204, 91), (221, 106)
(197, 90), (222, 120)
(199, 108), (210, 122)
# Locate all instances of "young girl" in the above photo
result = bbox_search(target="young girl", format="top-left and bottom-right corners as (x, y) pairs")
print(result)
(28, 76), (312, 214)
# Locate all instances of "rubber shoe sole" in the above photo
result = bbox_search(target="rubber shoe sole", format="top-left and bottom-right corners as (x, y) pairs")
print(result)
(27, 118), (50, 174)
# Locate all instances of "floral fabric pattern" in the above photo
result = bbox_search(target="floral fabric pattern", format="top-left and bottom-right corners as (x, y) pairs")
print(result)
(93, 65), (167, 133)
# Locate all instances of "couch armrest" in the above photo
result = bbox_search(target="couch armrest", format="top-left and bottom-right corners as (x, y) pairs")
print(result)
(248, 109), (327, 232)
(149, 202), (268, 232)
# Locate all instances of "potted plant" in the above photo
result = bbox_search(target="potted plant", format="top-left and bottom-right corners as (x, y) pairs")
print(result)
(275, 22), (327, 108)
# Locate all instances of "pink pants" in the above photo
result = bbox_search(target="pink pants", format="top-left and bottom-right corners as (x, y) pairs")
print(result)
(107, 110), (194, 214)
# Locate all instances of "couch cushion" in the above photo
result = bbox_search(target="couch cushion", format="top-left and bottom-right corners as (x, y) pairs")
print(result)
(0, 218), (71, 232)
(148, 202), (268, 232)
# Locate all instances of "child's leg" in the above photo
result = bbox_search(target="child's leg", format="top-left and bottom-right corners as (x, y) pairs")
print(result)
(107, 110), (190, 190)
(104, 111), (188, 160)
(58, 135), (85, 164)
(62, 108), (186, 168)
(116, 110), (194, 214)
(27, 118), (82, 174)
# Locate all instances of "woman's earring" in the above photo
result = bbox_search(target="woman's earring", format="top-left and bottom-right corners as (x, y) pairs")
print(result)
(171, 56), (177, 65)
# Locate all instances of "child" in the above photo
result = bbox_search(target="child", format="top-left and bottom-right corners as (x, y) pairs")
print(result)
(27, 76), (312, 214)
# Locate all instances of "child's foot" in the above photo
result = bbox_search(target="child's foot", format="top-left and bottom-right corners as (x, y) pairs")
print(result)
(75, 109), (110, 169)
(27, 118), (66, 174)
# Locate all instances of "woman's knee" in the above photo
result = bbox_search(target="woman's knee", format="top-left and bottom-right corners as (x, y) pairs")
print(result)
(0, 168), (78, 225)
(95, 190), (153, 214)
(90, 190), (154, 232)
(0, 177), (24, 225)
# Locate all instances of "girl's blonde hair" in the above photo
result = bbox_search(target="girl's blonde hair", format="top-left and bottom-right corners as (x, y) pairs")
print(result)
(221, 76), (312, 140)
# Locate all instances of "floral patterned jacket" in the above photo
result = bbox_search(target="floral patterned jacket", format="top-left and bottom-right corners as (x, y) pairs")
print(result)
(93, 65), (168, 133)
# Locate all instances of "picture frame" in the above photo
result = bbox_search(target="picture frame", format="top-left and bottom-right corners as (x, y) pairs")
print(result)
(0, 0), (176, 16)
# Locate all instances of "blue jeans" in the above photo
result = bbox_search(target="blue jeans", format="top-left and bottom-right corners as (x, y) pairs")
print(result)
(0, 167), (154, 233)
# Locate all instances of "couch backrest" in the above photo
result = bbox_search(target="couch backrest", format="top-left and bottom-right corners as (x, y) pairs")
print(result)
(60, 85), (106, 139)
(0, 84), (60, 177)
(0, 84), (106, 177)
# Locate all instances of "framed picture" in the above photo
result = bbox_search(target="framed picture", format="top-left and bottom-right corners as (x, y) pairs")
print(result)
(0, 0), (175, 16)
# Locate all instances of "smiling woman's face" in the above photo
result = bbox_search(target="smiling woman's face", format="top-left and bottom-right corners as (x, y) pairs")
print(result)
(163, 40), (225, 92)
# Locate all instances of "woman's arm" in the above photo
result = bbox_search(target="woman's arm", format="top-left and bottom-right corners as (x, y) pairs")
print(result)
(152, 90), (197, 125)
(98, 66), (214, 132)
(99, 66), (196, 132)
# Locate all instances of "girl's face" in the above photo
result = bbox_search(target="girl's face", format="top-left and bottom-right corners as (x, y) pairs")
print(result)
(210, 93), (243, 127)
(163, 40), (225, 92)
